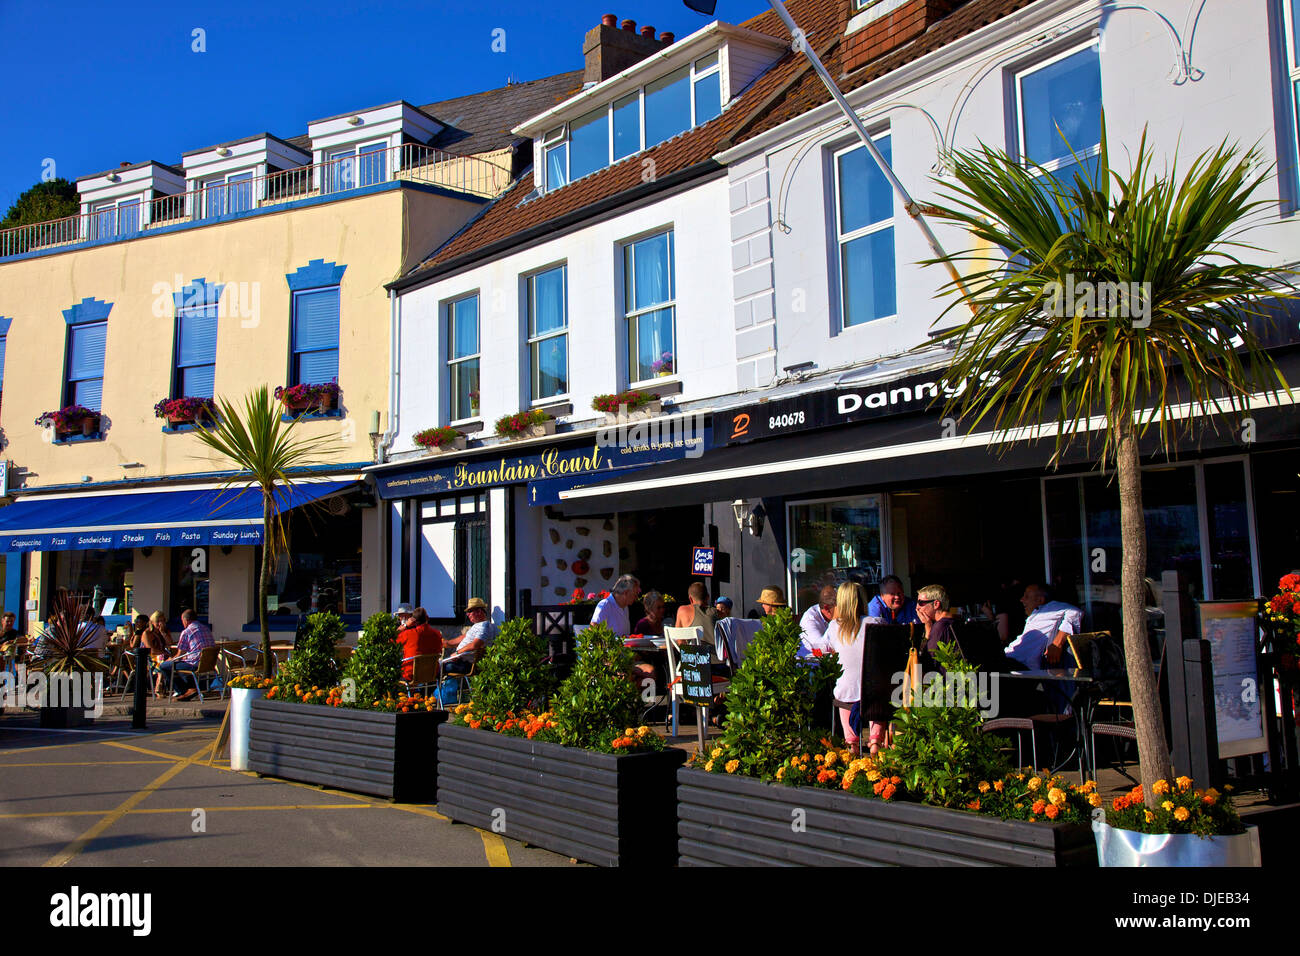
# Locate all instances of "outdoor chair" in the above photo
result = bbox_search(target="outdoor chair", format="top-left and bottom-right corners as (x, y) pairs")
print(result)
(436, 655), (476, 708)
(168, 646), (221, 700)
(664, 625), (729, 739)
(1088, 631), (1166, 782)
(714, 617), (760, 671)
(400, 653), (441, 698)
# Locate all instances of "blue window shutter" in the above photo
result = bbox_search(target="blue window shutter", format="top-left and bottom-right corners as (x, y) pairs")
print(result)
(293, 287), (340, 385)
(67, 321), (107, 410)
(0, 335), (7, 390)
(177, 307), (218, 368)
(182, 364), (216, 398)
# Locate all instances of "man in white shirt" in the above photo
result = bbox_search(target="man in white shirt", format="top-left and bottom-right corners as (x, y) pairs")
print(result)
(591, 574), (640, 637)
(798, 586), (836, 657)
(1005, 584), (1083, 669)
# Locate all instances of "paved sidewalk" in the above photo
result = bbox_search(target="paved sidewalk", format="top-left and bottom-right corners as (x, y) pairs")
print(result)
(0, 714), (575, 867)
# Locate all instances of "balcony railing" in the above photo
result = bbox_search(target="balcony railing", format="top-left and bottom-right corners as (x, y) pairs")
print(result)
(0, 143), (512, 260)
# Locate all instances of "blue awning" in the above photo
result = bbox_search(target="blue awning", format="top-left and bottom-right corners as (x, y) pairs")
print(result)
(0, 481), (355, 553)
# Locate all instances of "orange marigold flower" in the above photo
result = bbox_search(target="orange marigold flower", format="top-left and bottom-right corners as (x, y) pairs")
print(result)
(978, 781), (991, 794)
(1175, 776), (1192, 791)
(1047, 787), (1067, 807)
(1152, 779), (1170, 796)
(1044, 804), (1060, 820)
(967, 799), (981, 810)
(1027, 777), (1042, 792)
(1088, 793), (1102, 808)
(1031, 800), (1047, 815)
(993, 780), (1004, 793)
(1173, 806), (1190, 822)
(725, 759), (740, 774)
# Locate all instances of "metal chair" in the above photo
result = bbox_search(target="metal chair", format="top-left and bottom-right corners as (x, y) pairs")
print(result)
(436, 655), (476, 708)
(1089, 631), (1165, 782)
(400, 653), (441, 698)
(168, 646), (221, 700)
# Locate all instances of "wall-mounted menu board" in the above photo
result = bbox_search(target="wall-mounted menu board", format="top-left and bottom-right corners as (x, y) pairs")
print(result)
(1199, 601), (1267, 759)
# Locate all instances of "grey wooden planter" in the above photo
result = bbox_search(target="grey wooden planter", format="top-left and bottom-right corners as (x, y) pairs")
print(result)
(248, 698), (445, 801)
(677, 768), (1096, 867)
(437, 722), (687, 866)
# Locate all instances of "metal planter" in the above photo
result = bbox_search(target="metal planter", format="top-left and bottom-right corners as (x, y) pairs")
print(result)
(436, 722), (687, 866)
(1092, 820), (1262, 866)
(248, 698), (445, 801)
(677, 768), (1096, 866)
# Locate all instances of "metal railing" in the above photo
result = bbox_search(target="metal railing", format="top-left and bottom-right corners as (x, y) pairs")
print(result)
(0, 143), (512, 260)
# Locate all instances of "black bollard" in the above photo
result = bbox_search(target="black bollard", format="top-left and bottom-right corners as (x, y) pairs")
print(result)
(132, 645), (148, 729)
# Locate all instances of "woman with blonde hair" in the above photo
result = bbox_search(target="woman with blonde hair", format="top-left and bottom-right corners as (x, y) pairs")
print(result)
(147, 611), (173, 695)
(825, 581), (870, 754)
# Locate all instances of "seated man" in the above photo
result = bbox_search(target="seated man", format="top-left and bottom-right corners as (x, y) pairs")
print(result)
(1005, 584), (1083, 669)
(443, 597), (496, 674)
(674, 581), (718, 640)
(156, 609), (214, 700)
(797, 585), (837, 658)
(713, 596), (732, 620)
(866, 575), (920, 625)
(592, 575), (639, 637)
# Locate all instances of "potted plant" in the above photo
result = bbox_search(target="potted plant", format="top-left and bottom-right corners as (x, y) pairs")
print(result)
(592, 390), (662, 424)
(35, 405), (100, 438)
(227, 674), (273, 771)
(247, 611), (446, 800)
(469, 390), (480, 414)
(413, 426), (467, 455)
(651, 352), (674, 377)
(493, 408), (555, 440)
(274, 381), (341, 414)
(438, 621), (686, 866)
(153, 396), (217, 428)
(27, 589), (108, 728)
(678, 621), (1097, 866)
(1093, 778), (1259, 866)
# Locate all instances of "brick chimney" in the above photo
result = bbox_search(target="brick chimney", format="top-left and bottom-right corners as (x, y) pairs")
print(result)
(583, 15), (672, 84)
(842, 0), (963, 75)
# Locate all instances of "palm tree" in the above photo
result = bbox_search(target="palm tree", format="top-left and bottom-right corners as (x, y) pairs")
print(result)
(192, 387), (337, 677)
(922, 129), (1293, 796)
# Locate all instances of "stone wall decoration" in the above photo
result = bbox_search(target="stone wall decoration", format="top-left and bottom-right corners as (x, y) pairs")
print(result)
(603, 541), (612, 557)
(548, 528), (560, 544)
(538, 512), (621, 603)
(555, 559), (568, 571)
(574, 577), (587, 589)
(577, 548), (592, 561)
(600, 568), (614, 580)
(602, 519), (614, 531)
(576, 526), (590, 536)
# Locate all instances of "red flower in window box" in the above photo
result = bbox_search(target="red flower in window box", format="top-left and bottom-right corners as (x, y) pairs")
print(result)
(274, 381), (341, 413)
(35, 405), (99, 436)
(153, 396), (217, 426)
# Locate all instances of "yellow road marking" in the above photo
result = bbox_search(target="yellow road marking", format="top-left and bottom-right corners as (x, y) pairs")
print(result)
(388, 804), (449, 822)
(479, 829), (512, 867)
(42, 742), (211, 867)
(0, 760), (175, 768)
(102, 739), (209, 761)
(229, 771), (375, 804)
(2, 804), (377, 820)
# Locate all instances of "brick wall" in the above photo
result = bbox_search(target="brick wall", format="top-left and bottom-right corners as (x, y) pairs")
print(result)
(842, 0), (961, 75)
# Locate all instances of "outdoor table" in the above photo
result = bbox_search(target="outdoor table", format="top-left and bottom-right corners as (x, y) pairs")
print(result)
(996, 668), (1096, 782)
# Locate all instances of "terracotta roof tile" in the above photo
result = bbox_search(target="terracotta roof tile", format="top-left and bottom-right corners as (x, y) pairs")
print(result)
(401, 0), (1036, 284)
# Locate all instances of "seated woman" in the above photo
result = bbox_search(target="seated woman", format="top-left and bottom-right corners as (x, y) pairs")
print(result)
(825, 581), (870, 755)
(396, 607), (443, 681)
(635, 591), (668, 637)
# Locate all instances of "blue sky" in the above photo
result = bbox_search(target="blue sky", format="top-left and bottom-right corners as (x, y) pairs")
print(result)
(0, 0), (770, 212)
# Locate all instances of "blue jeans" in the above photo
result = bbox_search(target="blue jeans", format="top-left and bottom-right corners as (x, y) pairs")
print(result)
(157, 659), (197, 693)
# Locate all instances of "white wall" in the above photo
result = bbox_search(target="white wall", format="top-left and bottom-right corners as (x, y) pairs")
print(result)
(394, 176), (738, 451)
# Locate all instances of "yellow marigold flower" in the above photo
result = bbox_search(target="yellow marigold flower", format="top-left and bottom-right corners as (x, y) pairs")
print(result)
(704, 760), (714, 772)
(638, 726), (650, 737)
(1161, 800), (1175, 812)
(1152, 779), (1170, 796)
(1088, 793), (1102, 808)
(1174, 806), (1190, 822)
(824, 752), (837, 768)
(1175, 776), (1192, 791)
(711, 747), (723, 759)
(624, 728), (635, 737)
(993, 780), (1004, 792)
(1027, 777), (1041, 792)
(866, 769), (882, 782)
(1048, 788), (1067, 807)
(725, 759), (740, 774)
(1144, 810), (1155, 823)
(776, 767), (786, 780)
(978, 781), (991, 793)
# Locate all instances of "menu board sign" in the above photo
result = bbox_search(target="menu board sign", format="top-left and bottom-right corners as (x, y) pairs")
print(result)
(1199, 601), (1267, 759)
(678, 641), (715, 705)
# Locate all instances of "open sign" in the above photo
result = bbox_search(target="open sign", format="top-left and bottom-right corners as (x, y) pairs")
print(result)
(691, 546), (715, 576)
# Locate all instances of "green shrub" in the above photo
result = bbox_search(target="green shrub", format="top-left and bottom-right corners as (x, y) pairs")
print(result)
(872, 642), (1007, 808)
(469, 618), (555, 718)
(711, 610), (841, 779)
(341, 612), (404, 706)
(276, 612), (344, 691)
(550, 623), (641, 751)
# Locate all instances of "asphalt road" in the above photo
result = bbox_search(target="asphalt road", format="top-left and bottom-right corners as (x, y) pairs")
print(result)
(0, 714), (576, 867)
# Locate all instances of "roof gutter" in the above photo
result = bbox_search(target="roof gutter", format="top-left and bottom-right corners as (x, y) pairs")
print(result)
(385, 158), (724, 293)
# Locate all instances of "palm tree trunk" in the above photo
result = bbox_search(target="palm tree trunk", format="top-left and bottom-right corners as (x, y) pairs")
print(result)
(260, 491), (274, 679)
(1115, 412), (1173, 794)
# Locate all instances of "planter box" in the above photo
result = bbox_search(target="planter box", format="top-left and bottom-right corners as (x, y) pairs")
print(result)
(248, 698), (445, 801)
(437, 722), (687, 866)
(602, 399), (663, 425)
(39, 705), (93, 728)
(677, 768), (1096, 867)
(421, 435), (467, 455)
(1093, 820), (1262, 866)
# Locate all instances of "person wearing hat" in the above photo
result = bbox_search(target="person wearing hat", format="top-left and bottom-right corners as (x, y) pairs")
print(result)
(713, 596), (732, 620)
(443, 597), (496, 675)
(753, 586), (787, 618)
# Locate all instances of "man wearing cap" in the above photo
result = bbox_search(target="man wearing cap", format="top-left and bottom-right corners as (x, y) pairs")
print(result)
(713, 597), (732, 620)
(443, 597), (497, 674)
(754, 586), (788, 618)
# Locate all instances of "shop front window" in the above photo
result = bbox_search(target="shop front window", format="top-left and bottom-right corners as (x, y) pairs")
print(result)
(257, 507), (362, 623)
(52, 549), (134, 616)
(787, 495), (883, 615)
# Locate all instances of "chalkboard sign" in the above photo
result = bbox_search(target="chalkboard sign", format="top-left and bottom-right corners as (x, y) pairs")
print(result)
(677, 640), (714, 704)
(194, 578), (210, 619)
(341, 574), (362, 614)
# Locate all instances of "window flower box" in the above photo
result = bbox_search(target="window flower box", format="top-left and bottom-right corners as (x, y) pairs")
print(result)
(248, 697), (446, 801)
(35, 405), (100, 438)
(154, 396), (217, 428)
(437, 722), (686, 866)
(413, 426), (467, 455)
(494, 408), (555, 440)
(593, 390), (663, 424)
(275, 381), (341, 415)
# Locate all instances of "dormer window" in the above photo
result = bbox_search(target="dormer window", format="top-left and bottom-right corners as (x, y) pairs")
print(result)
(325, 141), (388, 192)
(201, 171), (255, 219)
(539, 53), (727, 191)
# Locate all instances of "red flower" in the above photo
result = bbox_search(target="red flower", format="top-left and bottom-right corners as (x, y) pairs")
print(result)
(1280, 573), (1300, 592)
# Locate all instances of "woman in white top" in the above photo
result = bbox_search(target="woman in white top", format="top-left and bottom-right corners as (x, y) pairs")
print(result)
(825, 581), (870, 755)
